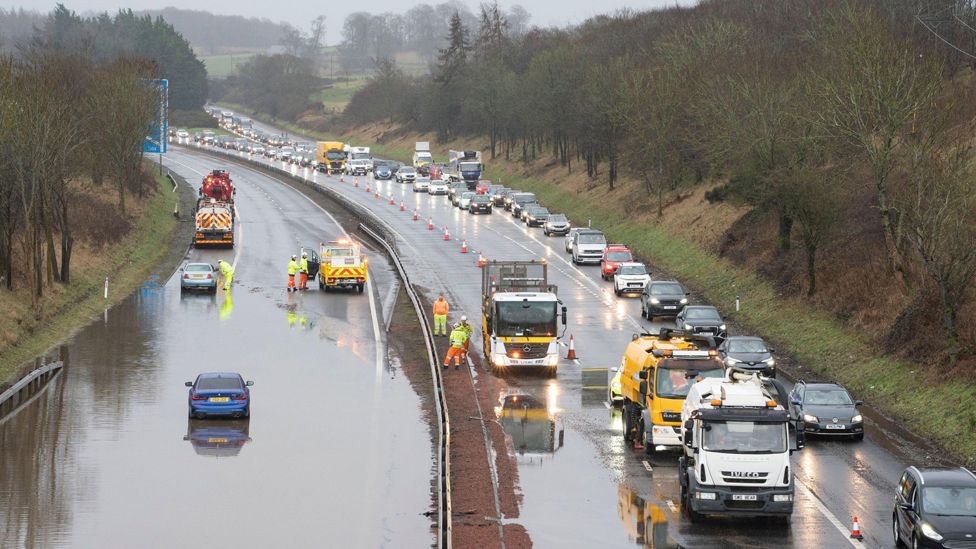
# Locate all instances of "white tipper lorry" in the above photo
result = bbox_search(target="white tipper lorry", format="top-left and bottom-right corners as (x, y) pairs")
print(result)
(678, 368), (803, 522)
(413, 141), (432, 169)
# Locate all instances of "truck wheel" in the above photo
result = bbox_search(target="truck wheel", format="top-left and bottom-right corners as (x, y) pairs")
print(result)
(622, 401), (635, 442)
(357, 283), (364, 293)
(683, 488), (703, 523)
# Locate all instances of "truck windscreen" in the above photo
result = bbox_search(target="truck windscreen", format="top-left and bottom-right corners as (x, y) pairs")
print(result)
(702, 421), (787, 454)
(655, 365), (723, 399)
(496, 301), (556, 337)
(326, 151), (345, 160)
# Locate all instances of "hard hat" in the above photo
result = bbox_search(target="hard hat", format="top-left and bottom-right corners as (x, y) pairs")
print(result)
(302, 252), (307, 257)
(461, 315), (468, 322)
(291, 255), (297, 260)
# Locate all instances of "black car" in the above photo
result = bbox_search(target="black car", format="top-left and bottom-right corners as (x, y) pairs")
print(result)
(524, 206), (550, 227)
(718, 336), (776, 377)
(789, 381), (863, 440)
(495, 188), (514, 208)
(675, 305), (726, 338)
(641, 280), (689, 319)
(893, 467), (976, 548)
(468, 194), (493, 214)
(374, 164), (393, 180)
(511, 193), (538, 218)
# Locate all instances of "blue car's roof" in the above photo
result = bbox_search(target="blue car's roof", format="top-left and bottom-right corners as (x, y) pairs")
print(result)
(196, 372), (243, 379)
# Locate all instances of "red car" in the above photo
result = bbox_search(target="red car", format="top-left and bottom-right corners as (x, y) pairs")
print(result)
(601, 245), (633, 280)
(475, 180), (491, 194)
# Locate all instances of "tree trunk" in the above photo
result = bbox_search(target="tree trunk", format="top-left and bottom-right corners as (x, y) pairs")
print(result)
(43, 210), (60, 285)
(778, 213), (793, 252)
(806, 244), (817, 296)
(877, 189), (911, 290)
(938, 280), (960, 362)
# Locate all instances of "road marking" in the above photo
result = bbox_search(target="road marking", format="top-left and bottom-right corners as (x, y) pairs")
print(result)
(232, 206), (243, 270)
(666, 499), (676, 513)
(642, 460), (653, 472)
(794, 479), (861, 548)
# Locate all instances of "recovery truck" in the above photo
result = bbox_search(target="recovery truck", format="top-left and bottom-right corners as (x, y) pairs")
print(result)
(413, 141), (433, 170)
(481, 259), (567, 373)
(197, 169), (235, 209)
(448, 150), (483, 189)
(679, 368), (803, 521)
(311, 239), (368, 293)
(194, 199), (234, 248)
(316, 141), (347, 174)
(619, 329), (725, 456)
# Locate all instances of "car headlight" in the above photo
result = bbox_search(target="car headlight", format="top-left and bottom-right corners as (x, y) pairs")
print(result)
(680, 297), (688, 304)
(803, 414), (819, 423)
(719, 324), (726, 331)
(920, 522), (943, 541)
(764, 357), (776, 366)
(851, 414), (863, 423)
(724, 357), (740, 367)
(649, 298), (660, 304)
(683, 324), (692, 330)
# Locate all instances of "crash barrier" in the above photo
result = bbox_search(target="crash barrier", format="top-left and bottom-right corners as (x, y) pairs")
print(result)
(0, 361), (64, 422)
(193, 146), (451, 548)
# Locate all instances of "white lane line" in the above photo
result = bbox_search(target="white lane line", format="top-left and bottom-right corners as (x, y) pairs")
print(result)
(642, 460), (653, 472)
(665, 500), (677, 513)
(366, 267), (384, 378)
(794, 479), (861, 548)
(232, 206), (243, 270)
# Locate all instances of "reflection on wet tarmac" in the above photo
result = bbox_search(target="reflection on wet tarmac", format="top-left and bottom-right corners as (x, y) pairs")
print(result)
(496, 392), (564, 457)
(183, 419), (251, 457)
(617, 485), (683, 549)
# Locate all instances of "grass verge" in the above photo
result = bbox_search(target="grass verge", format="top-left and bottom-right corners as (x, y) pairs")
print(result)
(0, 167), (181, 387)
(212, 105), (976, 462)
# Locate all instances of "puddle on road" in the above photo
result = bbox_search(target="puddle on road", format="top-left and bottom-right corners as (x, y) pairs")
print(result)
(617, 484), (684, 548)
(183, 418), (252, 458)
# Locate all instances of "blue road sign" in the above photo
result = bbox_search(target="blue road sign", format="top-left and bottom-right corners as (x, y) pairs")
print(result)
(144, 79), (169, 154)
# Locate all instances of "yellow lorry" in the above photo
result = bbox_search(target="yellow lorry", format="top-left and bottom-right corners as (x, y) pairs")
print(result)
(618, 329), (724, 456)
(307, 239), (367, 293)
(316, 141), (347, 174)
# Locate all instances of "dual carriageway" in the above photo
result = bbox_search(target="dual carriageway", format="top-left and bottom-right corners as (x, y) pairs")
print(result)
(0, 114), (955, 548)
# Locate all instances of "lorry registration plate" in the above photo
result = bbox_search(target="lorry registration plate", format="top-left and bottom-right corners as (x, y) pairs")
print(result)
(732, 494), (758, 501)
(825, 424), (846, 430)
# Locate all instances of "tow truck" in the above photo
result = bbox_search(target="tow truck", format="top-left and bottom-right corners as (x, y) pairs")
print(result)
(481, 259), (567, 373)
(307, 239), (368, 293)
(619, 329), (725, 455)
(679, 367), (803, 521)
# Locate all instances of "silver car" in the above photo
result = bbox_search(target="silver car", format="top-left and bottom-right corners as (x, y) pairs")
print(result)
(180, 263), (218, 294)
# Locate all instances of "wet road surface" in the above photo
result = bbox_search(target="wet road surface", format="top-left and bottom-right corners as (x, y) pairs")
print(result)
(0, 150), (433, 548)
(180, 131), (950, 548)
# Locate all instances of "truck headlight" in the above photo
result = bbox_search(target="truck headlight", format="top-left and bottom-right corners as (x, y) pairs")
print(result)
(920, 522), (943, 541)
(772, 494), (793, 502)
(695, 492), (716, 500)
(547, 355), (559, 366)
(802, 414), (819, 423)
(493, 354), (506, 366)
(851, 414), (863, 423)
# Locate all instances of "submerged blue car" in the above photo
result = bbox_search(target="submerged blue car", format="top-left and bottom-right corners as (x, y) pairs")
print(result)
(186, 372), (253, 419)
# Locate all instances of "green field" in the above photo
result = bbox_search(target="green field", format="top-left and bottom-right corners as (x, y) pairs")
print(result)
(200, 53), (256, 78)
(315, 79), (368, 112)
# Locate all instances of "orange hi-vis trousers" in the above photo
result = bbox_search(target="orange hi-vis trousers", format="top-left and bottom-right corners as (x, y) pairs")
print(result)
(288, 274), (295, 289)
(444, 347), (466, 366)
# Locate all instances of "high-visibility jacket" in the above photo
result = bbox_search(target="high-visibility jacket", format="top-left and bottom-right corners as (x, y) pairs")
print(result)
(458, 322), (474, 338)
(288, 260), (299, 275)
(449, 327), (468, 348)
(299, 257), (309, 273)
(218, 261), (234, 277)
(433, 299), (449, 315)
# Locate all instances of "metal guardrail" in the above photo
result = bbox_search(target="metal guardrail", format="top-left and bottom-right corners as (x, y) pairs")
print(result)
(358, 222), (452, 549)
(0, 361), (64, 417)
(187, 144), (451, 547)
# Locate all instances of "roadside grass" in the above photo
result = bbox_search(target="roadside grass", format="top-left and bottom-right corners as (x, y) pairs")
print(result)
(201, 52), (255, 78)
(0, 167), (179, 387)
(314, 79), (368, 112)
(203, 105), (976, 461)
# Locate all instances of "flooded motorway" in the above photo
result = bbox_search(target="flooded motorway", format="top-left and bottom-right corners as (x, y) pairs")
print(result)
(0, 151), (433, 548)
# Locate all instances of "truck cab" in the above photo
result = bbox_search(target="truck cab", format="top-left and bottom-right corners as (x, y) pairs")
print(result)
(317, 239), (368, 293)
(679, 369), (803, 521)
(619, 330), (725, 455)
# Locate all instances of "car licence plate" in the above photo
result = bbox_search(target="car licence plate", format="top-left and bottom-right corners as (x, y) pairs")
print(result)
(209, 397), (230, 403)
(191, 274), (204, 279)
(825, 424), (846, 430)
(208, 438), (229, 443)
(732, 494), (758, 501)
(664, 306), (677, 310)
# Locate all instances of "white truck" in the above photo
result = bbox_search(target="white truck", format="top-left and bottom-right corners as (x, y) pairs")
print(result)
(413, 141), (432, 170)
(447, 149), (483, 187)
(679, 369), (802, 522)
(345, 146), (372, 175)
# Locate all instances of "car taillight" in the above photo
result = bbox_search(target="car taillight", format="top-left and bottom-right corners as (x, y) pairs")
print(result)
(232, 393), (248, 401)
(206, 274), (212, 279)
(183, 274), (190, 279)
(191, 392), (206, 400)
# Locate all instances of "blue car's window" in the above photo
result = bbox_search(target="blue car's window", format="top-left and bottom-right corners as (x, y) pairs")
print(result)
(197, 377), (241, 391)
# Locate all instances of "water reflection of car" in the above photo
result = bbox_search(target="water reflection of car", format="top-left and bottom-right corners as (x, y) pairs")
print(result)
(180, 262), (218, 294)
(617, 485), (683, 548)
(496, 393), (563, 455)
(183, 419), (251, 457)
(186, 372), (253, 419)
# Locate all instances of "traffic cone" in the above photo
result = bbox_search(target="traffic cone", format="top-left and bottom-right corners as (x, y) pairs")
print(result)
(374, 190), (380, 199)
(365, 182), (370, 193)
(428, 217), (434, 230)
(340, 174), (344, 182)
(443, 227), (450, 241)
(461, 240), (468, 253)
(400, 201), (406, 211)
(389, 195), (395, 205)
(849, 516), (863, 541)
(477, 253), (487, 267)
(354, 179), (358, 188)
(566, 334), (577, 360)
(412, 209), (419, 221)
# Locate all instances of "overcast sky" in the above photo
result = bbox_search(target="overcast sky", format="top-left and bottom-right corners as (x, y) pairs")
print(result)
(9, 0), (696, 43)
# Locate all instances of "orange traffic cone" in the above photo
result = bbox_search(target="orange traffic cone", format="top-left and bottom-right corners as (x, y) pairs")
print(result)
(400, 201), (406, 211)
(849, 516), (863, 541)
(443, 227), (450, 241)
(461, 240), (468, 253)
(428, 217), (434, 230)
(412, 209), (419, 221)
(375, 190), (380, 199)
(477, 253), (487, 267)
(340, 174), (344, 182)
(566, 335), (577, 360)
(364, 183), (370, 193)
(354, 179), (358, 187)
